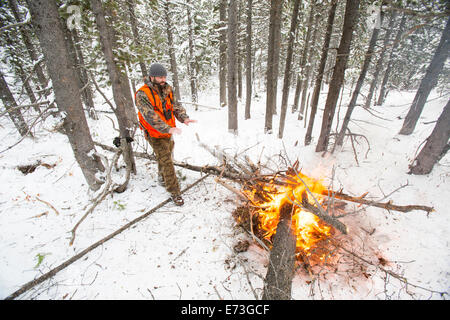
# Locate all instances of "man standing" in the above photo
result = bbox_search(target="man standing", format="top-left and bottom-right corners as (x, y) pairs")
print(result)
(135, 63), (196, 206)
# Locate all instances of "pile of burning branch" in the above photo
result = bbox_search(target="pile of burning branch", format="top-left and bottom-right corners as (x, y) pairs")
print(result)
(189, 136), (434, 299)
(93, 135), (436, 300)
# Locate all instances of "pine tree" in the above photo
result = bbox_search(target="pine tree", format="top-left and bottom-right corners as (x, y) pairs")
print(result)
(315, 0), (360, 153)
(227, 0), (238, 134)
(278, 0), (301, 139)
(264, 0), (283, 133)
(26, 0), (105, 191)
(305, 0), (337, 146)
(399, 16), (450, 135)
(409, 98), (450, 175)
(335, 9), (384, 147)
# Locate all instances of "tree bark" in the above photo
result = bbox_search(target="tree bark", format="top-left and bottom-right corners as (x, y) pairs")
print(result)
(262, 202), (296, 300)
(90, 0), (137, 175)
(364, 10), (396, 109)
(227, 0), (238, 134)
(335, 10), (384, 147)
(377, 13), (406, 106)
(298, 10), (319, 120)
(0, 71), (31, 137)
(71, 29), (97, 119)
(293, 0), (315, 116)
(244, 0), (252, 119)
(278, 0), (301, 139)
(315, 0), (360, 153)
(8, 0), (48, 94)
(264, 0), (283, 133)
(163, 0), (182, 103)
(26, 0), (105, 191)
(187, 0), (198, 103)
(305, 0), (337, 146)
(399, 16), (450, 135)
(409, 99), (450, 175)
(126, 0), (147, 79)
(219, 0), (227, 108)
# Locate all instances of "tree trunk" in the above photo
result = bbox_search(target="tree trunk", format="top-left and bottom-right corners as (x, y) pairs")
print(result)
(219, 0), (227, 108)
(8, 0), (48, 95)
(315, 0), (360, 153)
(262, 202), (296, 300)
(71, 29), (97, 119)
(305, 0), (337, 146)
(298, 10), (319, 120)
(187, 0), (198, 104)
(163, 0), (182, 103)
(399, 16), (450, 136)
(377, 14), (406, 106)
(126, 0), (147, 79)
(293, 0), (315, 116)
(90, 0), (137, 175)
(409, 99), (450, 175)
(244, 0), (252, 120)
(26, 0), (105, 191)
(264, 0), (283, 133)
(227, 0), (238, 134)
(364, 11), (395, 109)
(61, 19), (96, 120)
(237, 1), (243, 100)
(0, 71), (31, 137)
(335, 11), (384, 147)
(278, 0), (301, 139)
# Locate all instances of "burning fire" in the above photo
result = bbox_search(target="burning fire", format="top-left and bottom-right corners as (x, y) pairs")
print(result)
(242, 171), (336, 265)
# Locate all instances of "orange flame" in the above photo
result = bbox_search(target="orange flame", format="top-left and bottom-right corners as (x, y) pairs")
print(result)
(243, 171), (335, 264)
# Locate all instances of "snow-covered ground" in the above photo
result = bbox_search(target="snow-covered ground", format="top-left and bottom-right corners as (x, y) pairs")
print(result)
(0, 82), (448, 300)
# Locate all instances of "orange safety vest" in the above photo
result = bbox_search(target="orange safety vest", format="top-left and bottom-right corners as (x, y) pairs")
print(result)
(135, 84), (176, 138)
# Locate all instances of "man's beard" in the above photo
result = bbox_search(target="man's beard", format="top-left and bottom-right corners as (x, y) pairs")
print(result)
(152, 79), (166, 90)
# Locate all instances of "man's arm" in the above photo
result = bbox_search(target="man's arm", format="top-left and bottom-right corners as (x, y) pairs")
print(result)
(169, 89), (190, 123)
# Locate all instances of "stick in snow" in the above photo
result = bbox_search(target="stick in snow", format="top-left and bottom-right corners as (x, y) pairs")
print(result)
(4, 173), (210, 300)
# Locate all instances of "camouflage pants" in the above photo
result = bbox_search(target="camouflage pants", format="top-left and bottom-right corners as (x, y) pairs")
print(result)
(146, 135), (180, 196)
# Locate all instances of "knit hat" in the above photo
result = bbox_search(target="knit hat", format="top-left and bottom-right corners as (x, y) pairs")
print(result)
(148, 63), (167, 77)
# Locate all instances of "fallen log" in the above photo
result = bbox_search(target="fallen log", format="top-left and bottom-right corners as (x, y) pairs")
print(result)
(262, 201), (297, 300)
(4, 174), (210, 300)
(320, 190), (434, 214)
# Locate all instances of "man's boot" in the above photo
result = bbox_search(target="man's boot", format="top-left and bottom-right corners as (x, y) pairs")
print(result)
(171, 194), (184, 206)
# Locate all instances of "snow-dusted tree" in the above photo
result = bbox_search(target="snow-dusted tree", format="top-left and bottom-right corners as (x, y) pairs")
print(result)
(7, 0), (49, 97)
(292, 0), (315, 116)
(227, 0), (238, 134)
(219, 0), (227, 108)
(298, 10), (319, 121)
(90, 0), (137, 175)
(163, 0), (182, 103)
(186, 0), (198, 103)
(264, 0), (283, 133)
(335, 9), (384, 147)
(278, 0), (301, 139)
(0, 71), (31, 137)
(244, 0), (252, 120)
(409, 98), (450, 175)
(377, 13), (406, 106)
(364, 10), (396, 109)
(305, 0), (337, 146)
(315, 0), (360, 153)
(399, 16), (450, 135)
(126, 0), (147, 79)
(26, 0), (105, 191)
